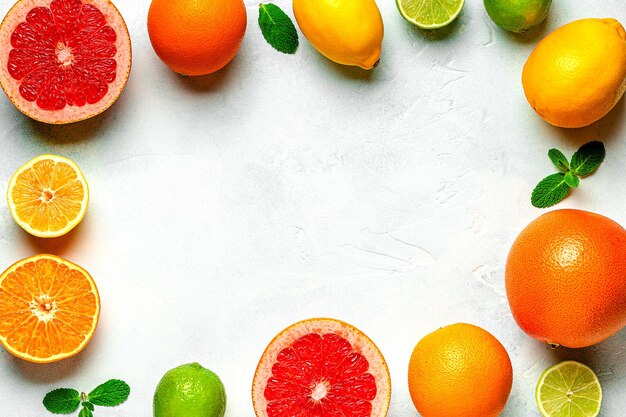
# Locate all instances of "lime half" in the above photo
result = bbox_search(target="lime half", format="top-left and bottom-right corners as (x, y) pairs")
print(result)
(536, 361), (602, 417)
(396, 0), (465, 29)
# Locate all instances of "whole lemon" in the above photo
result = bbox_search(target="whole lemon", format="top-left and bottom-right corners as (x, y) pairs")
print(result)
(148, 0), (247, 76)
(522, 18), (626, 128)
(153, 363), (226, 417)
(293, 0), (384, 70)
(408, 323), (513, 417)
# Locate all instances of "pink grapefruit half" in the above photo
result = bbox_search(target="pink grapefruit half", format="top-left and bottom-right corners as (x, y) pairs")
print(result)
(252, 318), (392, 417)
(0, 0), (131, 124)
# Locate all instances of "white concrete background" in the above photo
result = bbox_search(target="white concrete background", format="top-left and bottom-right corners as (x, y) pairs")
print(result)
(1, 0), (625, 416)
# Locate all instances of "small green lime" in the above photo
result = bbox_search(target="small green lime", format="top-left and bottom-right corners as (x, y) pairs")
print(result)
(153, 363), (226, 417)
(484, 0), (551, 32)
(536, 361), (602, 417)
(396, 0), (465, 30)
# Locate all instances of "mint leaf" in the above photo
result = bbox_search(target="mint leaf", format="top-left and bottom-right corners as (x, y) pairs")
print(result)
(259, 3), (299, 54)
(548, 148), (570, 173)
(88, 380), (130, 407)
(571, 141), (605, 177)
(531, 173), (571, 208)
(78, 408), (93, 417)
(43, 389), (81, 414)
(81, 402), (94, 411)
(564, 171), (579, 188)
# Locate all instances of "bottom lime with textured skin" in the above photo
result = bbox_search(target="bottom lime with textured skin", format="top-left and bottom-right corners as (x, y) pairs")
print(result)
(154, 363), (226, 417)
(484, 0), (551, 32)
(536, 361), (602, 417)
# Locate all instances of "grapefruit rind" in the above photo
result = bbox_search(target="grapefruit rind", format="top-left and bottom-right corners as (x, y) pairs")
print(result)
(7, 154), (90, 238)
(0, 0), (132, 124)
(252, 317), (392, 417)
(0, 254), (100, 364)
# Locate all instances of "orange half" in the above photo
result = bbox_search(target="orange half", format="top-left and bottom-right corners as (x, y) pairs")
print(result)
(7, 154), (89, 238)
(0, 254), (100, 363)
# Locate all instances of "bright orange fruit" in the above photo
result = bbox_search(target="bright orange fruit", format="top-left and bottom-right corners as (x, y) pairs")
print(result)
(408, 323), (513, 417)
(147, 0), (247, 76)
(7, 155), (89, 238)
(0, 254), (100, 363)
(506, 209), (626, 348)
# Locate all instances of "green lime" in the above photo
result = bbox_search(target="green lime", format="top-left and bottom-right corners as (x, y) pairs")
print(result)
(536, 361), (602, 417)
(484, 0), (551, 33)
(396, 0), (465, 30)
(154, 363), (227, 417)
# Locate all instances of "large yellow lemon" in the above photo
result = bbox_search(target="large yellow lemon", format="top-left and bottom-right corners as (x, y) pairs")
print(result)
(293, 0), (384, 70)
(522, 18), (626, 128)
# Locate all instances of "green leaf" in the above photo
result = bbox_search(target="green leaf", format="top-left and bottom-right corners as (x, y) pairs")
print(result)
(547, 148), (570, 173)
(571, 141), (605, 177)
(531, 173), (571, 208)
(88, 380), (130, 407)
(78, 407), (93, 417)
(43, 389), (81, 414)
(259, 3), (299, 54)
(564, 171), (580, 188)
(81, 402), (94, 411)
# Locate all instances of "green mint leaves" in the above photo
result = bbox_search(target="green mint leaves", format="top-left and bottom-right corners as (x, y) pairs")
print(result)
(259, 3), (299, 54)
(43, 380), (130, 416)
(531, 141), (605, 208)
(571, 141), (606, 177)
(43, 389), (81, 414)
(88, 379), (131, 407)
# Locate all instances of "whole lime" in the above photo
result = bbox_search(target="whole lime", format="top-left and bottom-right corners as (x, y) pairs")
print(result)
(484, 0), (551, 32)
(154, 363), (226, 417)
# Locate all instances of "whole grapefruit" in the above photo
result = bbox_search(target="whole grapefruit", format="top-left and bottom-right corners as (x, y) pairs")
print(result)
(408, 323), (513, 417)
(147, 0), (246, 76)
(0, 0), (132, 124)
(506, 209), (626, 348)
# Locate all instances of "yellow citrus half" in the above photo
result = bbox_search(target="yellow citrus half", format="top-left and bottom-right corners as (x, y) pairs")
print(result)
(7, 154), (89, 238)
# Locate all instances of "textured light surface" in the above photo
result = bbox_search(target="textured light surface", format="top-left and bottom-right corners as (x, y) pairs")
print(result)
(0, 0), (625, 415)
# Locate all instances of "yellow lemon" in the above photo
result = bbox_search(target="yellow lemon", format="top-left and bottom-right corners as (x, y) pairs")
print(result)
(522, 18), (626, 128)
(293, 0), (384, 70)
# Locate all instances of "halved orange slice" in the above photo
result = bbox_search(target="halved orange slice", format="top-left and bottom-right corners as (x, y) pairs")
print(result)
(7, 154), (89, 238)
(0, 254), (100, 363)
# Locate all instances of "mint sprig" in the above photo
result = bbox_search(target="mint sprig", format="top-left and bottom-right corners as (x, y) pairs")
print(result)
(258, 3), (299, 54)
(43, 389), (81, 414)
(88, 379), (130, 407)
(531, 141), (605, 208)
(44, 380), (130, 417)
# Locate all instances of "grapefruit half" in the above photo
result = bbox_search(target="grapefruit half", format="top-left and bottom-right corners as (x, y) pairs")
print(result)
(252, 318), (391, 417)
(0, 0), (132, 124)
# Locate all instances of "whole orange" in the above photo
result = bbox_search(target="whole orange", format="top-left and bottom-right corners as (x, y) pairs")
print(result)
(506, 209), (626, 348)
(147, 0), (247, 76)
(408, 323), (513, 417)
(522, 18), (626, 128)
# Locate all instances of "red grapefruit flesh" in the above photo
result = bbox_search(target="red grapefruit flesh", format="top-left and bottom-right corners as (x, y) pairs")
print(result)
(0, 0), (131, 124)
(252, 318), (391, 417)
